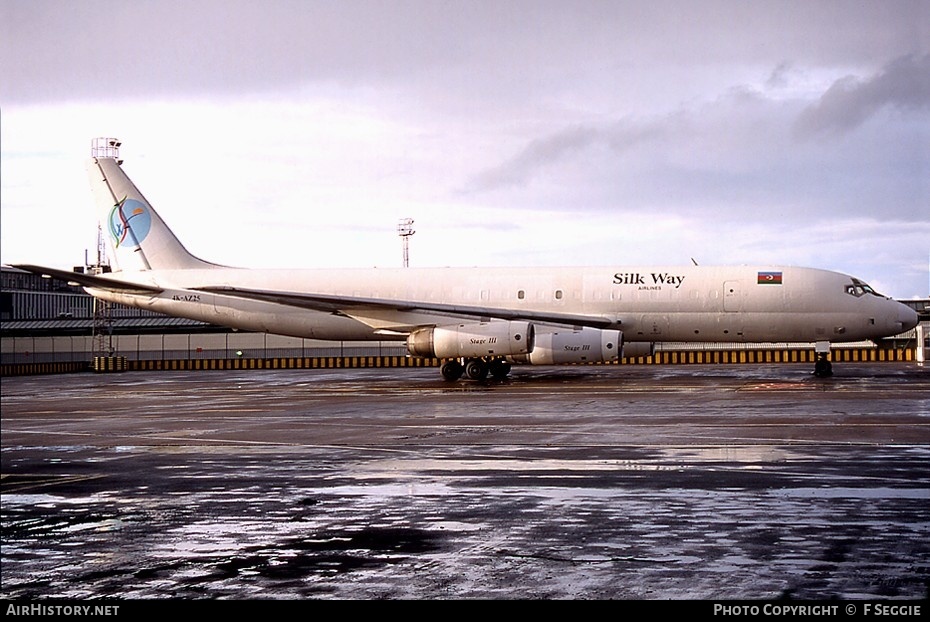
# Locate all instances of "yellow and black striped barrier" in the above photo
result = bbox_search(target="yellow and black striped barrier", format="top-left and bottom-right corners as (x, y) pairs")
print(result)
(617, 348), (915, 366)
(0, 361), (89, 376)
(0, 347), (916, 377)
(93, 356), (128, 372)
(127, 355), (443, 372)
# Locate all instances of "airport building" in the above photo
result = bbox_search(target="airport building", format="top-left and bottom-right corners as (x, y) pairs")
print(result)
(2, 264), (927, 374)
(1, 265), (407, 367)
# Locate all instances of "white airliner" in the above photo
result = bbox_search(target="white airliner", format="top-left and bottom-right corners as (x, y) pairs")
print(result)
(16, 142), (919, 380)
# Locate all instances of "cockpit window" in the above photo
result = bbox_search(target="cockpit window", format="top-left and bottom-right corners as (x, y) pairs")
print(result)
(844, 278), (883, 298)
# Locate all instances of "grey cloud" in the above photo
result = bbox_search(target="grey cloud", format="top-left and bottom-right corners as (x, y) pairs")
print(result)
(462, 126), (600, 192)
(462, 120), (673, 193)
(460, 71), (928, 225)
(794, 53), (930, 137)
(765, 62), (793, 89)
(0, 0), (467, 103)
(3, 1), (927, 106)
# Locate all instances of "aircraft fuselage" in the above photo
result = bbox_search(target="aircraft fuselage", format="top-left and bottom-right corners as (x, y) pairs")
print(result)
(88, 264), (913, 345)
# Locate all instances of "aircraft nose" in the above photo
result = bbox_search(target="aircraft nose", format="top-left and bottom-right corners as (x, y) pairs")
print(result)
(897, 303), (919, 333)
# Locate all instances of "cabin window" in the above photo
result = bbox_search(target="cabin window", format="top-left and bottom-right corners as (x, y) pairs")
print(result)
(555, 290), (563, 300)
(517, 290), (525, 300)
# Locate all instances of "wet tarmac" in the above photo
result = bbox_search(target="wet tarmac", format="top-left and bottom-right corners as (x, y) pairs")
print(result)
(1, 363), (929, 600)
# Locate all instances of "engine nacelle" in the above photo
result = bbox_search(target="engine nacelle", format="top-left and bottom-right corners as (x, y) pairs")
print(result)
(621, 341), (655, 359)
(511, 327), (622, 365)
(407, 321), (535, 359)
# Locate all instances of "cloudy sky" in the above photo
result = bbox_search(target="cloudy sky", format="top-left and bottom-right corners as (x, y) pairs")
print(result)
(2, 0), (928, 298)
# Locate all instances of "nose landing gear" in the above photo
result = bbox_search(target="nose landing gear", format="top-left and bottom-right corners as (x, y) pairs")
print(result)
(813, 342), (833, 377)
(814, 353), (833, 378)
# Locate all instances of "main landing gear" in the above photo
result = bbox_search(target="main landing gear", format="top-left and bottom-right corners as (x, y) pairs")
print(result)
(440, 357), (512, 382)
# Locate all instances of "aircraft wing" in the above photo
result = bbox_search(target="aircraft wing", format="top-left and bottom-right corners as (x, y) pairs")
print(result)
(197, 285), (617, 330)
(12, 264), (164, 295)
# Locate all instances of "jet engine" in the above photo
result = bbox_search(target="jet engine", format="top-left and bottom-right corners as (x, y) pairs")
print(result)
(407, 320), (535, 359)
(621, 341), (655, 359)
(511, 327), (622, 365)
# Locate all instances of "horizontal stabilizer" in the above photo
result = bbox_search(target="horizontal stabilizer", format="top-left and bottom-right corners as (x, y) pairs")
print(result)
(13, 264), (163, 295)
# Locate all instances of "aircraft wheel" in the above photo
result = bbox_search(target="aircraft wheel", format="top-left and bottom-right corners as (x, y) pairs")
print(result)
(464, 358), (488, 380)
(814, 355), (833, 378)
(440, 360), (464, 382)
(488, 359), (512, 379)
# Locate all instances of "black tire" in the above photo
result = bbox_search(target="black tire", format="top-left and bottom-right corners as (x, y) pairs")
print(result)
(440, 360), (464, 382)
(488, 359), (512, 379)
(464, 359), (488, 380)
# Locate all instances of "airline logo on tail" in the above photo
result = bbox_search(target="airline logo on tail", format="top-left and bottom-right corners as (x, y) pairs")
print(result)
(108, 198), (152, 248)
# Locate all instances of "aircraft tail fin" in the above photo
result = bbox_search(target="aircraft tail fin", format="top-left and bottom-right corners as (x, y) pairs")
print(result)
(87, 148), (217, 272)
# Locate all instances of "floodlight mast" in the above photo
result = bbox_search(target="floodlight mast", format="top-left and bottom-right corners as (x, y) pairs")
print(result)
(89, 138), (119, 358)
(91, 137), (122, 160)
(397, 217), (415, 268)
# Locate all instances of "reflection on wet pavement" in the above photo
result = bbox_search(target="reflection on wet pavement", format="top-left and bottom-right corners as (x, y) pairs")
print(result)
(2, 364), (929, 599)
